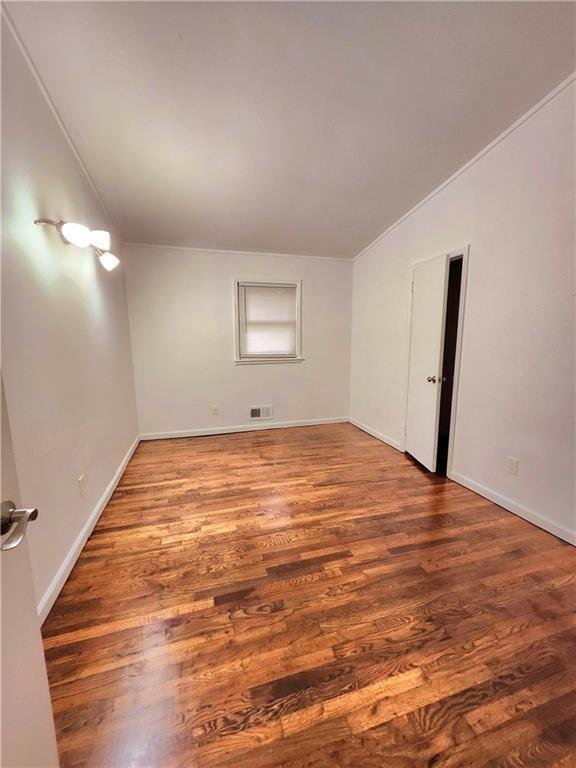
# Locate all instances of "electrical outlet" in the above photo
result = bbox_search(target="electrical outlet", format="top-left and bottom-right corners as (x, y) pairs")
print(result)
(211, 404), (220, 416)
(78, 474), (86, 497)
(506, 457), (519, 476)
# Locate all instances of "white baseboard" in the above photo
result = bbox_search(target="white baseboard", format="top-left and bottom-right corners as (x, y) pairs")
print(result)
(348, 418), (403, 452)
(140, 417), (348, 441)
(448, 470), (575, 546)
(37, 423), (573, 624)
(37, 435), (140, 622)
(37, 420), (346, 621)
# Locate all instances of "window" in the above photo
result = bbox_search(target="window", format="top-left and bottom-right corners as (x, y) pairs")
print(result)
(234, 280), (302, 363)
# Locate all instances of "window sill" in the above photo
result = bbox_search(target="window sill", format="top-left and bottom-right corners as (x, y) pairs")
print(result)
(234, 357), (305, 366)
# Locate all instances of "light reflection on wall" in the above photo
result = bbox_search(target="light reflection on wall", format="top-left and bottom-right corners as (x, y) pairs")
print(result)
(2, 18), (137, 617)
(5, 178), (108, 327)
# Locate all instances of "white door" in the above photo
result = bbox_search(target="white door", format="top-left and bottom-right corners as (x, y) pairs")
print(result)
(1, 380), (59, 768)
(405, 254), (449, 471)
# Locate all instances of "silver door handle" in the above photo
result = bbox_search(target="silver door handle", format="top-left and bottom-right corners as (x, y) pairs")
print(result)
(1, 500), (38, 551)
(427, 376), (437, 383)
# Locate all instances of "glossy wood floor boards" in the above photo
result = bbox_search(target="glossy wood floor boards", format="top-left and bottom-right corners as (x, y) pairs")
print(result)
(42, 423), (576, 768)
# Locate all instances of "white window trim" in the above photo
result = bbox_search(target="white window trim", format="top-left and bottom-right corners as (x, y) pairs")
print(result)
(233, 279), (303, 365)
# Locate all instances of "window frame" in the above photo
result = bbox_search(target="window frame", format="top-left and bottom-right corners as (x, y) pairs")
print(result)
(233, 279), (303, 364)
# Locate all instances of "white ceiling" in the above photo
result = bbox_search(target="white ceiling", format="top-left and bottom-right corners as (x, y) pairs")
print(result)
(8, 2), (575, 258)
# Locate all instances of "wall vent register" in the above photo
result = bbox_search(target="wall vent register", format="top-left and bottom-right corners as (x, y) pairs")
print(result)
(249, 405), (274, 421)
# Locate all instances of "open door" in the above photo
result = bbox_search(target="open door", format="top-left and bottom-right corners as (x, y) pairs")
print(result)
(1, 379), (59, 767)
(405, 254), (449, 471)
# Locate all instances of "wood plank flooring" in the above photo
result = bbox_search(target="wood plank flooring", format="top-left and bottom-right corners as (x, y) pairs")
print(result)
(42, 423), (576, 767)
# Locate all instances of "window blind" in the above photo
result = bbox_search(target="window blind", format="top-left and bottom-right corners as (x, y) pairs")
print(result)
(238, 283), (298, 358)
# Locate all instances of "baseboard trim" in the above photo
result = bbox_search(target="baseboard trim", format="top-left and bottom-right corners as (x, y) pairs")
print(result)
(37, 424), (573, 623)
(37, 420), (347, 620)
(37, 435), (141, 622)
(348, 418), (403, 452)
(140, 417), (348, 440)
(448, 470), (575, 546)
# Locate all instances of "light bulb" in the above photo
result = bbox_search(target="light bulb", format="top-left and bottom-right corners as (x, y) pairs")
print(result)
(60, 222), (91, 248)
(90, 230), (111, 250)
(98, 252), (120, 271)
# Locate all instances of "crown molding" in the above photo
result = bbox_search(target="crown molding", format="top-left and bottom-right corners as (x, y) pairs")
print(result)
(353, 71), (576, 263)
(7, 2), (571, 266)
(123, 242), (353, 263)
(2, 7), (117, 232)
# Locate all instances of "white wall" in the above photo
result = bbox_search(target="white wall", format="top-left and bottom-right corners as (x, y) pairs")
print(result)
(1, 24), (139, 615)
(124, 245), (352, 436)
(4, 16), (573, 635)
(350, 80), (575, 543)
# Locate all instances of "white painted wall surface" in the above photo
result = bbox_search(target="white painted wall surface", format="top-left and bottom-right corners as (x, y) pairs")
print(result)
(2, 25), (139, 613)
(124, 246), (352, 436)
(350, 81), (575, 542)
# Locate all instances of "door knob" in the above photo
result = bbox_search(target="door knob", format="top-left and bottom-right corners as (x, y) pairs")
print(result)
(427, 376), (437, 383)
(1, 501), (38, 551)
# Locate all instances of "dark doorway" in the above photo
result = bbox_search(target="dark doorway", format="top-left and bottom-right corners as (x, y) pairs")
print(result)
(436, 257), (463, 475)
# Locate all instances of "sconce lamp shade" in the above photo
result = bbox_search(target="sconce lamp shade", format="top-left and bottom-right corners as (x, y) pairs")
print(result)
(60, 222), (91, 248)
(35, 218), (120, 270)
(89, 230), (111, 251)
(98, 252), (120, 271)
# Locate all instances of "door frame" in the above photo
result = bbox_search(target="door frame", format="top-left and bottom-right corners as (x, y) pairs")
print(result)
(402, 245), (470, 476)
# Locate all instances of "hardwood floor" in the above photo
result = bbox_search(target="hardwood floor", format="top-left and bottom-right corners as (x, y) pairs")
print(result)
(42, 423), (576, 767)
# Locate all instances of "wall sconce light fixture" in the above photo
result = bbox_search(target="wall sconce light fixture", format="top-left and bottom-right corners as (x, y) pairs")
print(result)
(34, 218), (120, 271)
(89, 230), (111, 251)
(98, 252), (120, 271)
